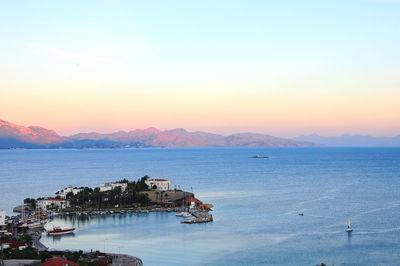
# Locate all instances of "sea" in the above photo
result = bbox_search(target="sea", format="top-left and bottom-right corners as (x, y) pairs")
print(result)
(1, 147), (399, 265)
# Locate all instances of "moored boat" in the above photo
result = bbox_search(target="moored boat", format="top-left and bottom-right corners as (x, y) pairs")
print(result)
(28, 222), (43, 229)
(47, 226), (75, 235)
(176, 212), (192, 218)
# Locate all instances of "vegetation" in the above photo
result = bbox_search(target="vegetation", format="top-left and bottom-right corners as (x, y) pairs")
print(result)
(66, 175), (151, 209)
(0, 247), (108, 265)
(23, 198), (36, 209)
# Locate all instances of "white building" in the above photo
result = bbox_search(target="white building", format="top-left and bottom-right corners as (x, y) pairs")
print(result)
(145, 179), (171, 191)
(37, 198), (70, 210)
(0, 211), (6, 226)
(100, 182), (127, 192)
(57, 186), (83, 199)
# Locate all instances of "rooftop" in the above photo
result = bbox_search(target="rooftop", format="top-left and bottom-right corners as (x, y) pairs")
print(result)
(42, 257), (79, 266)
(40, 198), (65, 202)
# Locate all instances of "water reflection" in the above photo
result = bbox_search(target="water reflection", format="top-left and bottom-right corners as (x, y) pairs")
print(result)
(347, 231), (352, 244)
(48, 233), (76, 243)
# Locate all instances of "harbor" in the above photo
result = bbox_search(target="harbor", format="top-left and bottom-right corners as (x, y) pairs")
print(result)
(1, 176), (213, 265)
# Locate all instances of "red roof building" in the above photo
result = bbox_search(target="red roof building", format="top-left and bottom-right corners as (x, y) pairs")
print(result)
(42, 257), (79, 266)
(46, 198), (65, 202)
(0, 239), (26, 250)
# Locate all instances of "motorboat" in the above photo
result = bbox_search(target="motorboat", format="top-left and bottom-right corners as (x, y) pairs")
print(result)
(47, 226), (75, 235)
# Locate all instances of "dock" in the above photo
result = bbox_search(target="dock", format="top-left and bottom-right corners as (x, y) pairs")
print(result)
(180, 209), (213, 224)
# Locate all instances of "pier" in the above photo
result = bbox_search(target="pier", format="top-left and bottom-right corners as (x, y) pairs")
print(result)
(181, 209), (213, 224)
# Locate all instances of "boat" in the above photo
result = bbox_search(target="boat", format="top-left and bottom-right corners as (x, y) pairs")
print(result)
(298, 213), (304, 216)
(346, 216), (353, 232)
(28, 222), (43, 229)
(175, 212), (192, 218)
(47, 226), (75, 235)
(251, 155), (269, 158)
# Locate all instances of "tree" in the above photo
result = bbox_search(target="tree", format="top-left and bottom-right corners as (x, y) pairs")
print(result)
(23, 198), (36, 209)
(160, 191), (164, 202)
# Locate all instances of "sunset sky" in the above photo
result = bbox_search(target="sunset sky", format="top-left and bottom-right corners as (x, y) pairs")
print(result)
(1, 0), (399, 137)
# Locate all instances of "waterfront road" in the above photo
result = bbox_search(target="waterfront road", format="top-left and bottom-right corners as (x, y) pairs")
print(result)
(28, 228), (48, 251)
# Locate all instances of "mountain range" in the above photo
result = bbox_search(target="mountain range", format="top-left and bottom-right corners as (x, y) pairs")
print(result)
(294, 134), (400, 147)
(0, 119), (315, 149)
(2, 119), (399, 149)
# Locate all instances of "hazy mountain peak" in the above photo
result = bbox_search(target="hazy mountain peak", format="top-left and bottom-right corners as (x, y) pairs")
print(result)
(0, 119), (66, 145)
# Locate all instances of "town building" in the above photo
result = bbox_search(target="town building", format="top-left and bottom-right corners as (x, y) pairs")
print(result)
(56, 186), (83, 199)
(0, 211), (5, 226)
(42, 257), (79, 266)
(0, 211), (7, 236)
(1, 239), (27, 250)
(99, 182), (127, 192)
(145, 179), (171, 191)
(37, 198), (70, 211)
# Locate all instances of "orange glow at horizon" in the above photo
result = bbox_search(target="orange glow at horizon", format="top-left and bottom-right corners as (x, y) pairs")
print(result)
(2, 77), (399, 138)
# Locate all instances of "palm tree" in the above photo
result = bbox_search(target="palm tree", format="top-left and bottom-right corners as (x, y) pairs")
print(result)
(160, 191), (165, 202)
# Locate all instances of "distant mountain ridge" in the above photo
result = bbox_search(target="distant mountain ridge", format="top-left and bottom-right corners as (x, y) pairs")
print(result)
(69, 128), (314, 148)
(0, 119), (315, 149)
(294, 134), (400, 147)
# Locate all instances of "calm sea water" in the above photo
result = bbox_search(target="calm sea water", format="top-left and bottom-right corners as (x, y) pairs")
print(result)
(1, 147), (400, 265)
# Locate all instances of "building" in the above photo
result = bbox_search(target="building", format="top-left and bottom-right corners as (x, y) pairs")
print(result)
(145, 179), (171, 191)
(1, 239), (27, 250)
(42, 257), (79, 266)
(0, 211), (7, 236)
(0, 211), (5, 226)
(37, 198), (70, 211)
(56, 186), (83, 199)
(100, 182), (127, 192)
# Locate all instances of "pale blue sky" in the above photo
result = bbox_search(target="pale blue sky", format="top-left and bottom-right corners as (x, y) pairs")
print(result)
(1, 1), (399, 136)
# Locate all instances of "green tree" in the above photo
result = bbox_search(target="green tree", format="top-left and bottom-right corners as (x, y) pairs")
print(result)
(23, 198), (36, 209)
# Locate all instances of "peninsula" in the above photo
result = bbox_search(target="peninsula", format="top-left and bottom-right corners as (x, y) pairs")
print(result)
(1, 176), (212, 265)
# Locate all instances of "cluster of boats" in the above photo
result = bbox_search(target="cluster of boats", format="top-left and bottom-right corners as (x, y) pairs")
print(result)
(19, 219), (48, 229)
(175, 211), (193, 218)
(13, 217), (75, 236)
(56, 209), (150, 216)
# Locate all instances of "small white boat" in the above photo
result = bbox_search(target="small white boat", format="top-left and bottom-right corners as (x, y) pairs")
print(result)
(176, 212), (192, 218)
(346, 216), (353, 232)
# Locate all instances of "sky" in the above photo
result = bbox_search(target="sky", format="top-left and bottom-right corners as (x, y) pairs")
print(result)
(1, 0), (399, 137)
